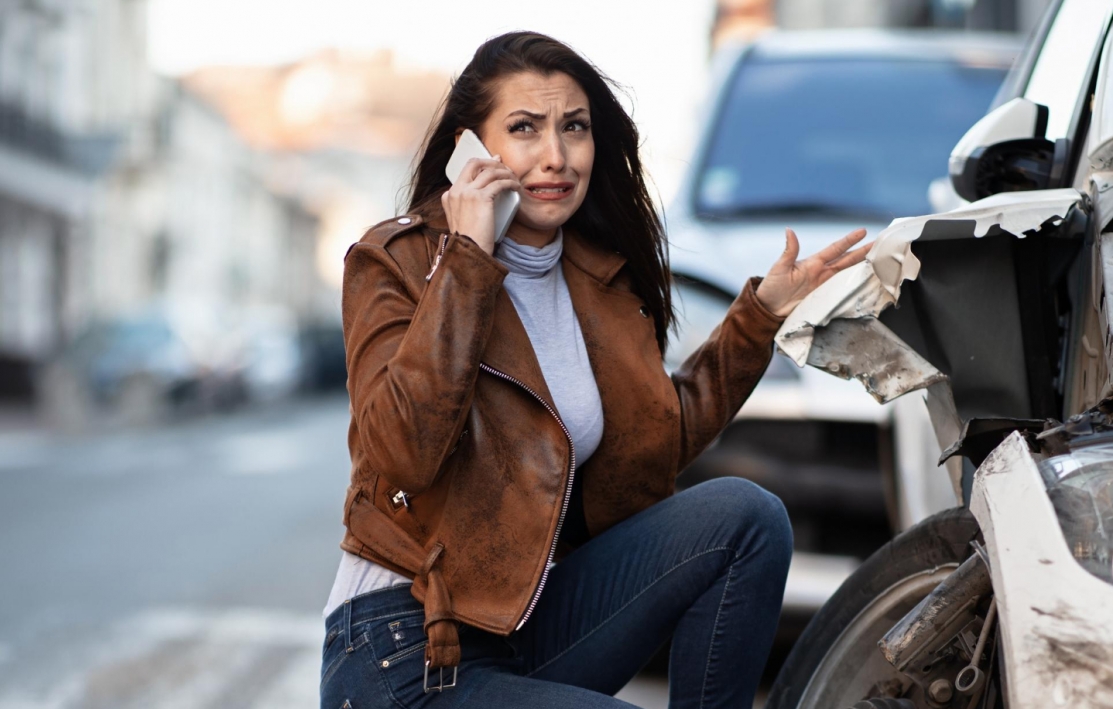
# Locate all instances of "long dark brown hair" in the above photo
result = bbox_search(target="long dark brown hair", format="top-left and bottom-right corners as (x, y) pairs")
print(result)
(407, 31), (674, 354)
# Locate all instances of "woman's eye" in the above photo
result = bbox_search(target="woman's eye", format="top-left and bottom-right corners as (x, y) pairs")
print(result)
(565, 120), (591, 133)
(509, 120), (534, 133)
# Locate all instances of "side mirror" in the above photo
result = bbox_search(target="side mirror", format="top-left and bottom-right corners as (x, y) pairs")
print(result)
(927, 176), (965, 213)
(949, 98), (1068, 202)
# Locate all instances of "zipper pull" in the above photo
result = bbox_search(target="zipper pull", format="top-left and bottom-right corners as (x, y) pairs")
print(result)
(425, 233), (451, 282)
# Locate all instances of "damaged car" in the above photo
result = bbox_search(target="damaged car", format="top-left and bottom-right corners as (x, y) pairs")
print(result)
(766, 0), (1113, 706)
(665, 29), (1019, 627)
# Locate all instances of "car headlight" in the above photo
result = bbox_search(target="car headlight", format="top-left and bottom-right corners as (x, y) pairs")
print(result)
(665, 278), (799, 381)
(1037, 444), (1113, 585)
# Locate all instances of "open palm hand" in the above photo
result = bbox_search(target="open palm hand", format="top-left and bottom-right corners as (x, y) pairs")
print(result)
(755, 227), (871, 318)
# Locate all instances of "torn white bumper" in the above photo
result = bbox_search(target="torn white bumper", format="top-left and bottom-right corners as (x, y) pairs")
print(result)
(970, 433), (1113, 708)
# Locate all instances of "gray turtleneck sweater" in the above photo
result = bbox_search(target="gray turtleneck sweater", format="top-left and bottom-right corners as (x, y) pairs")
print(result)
(495, 231), (605, 461)
(324, 230), (605, 617)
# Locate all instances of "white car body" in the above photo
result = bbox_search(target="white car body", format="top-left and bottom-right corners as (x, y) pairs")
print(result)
(774, 0), (1113, 703)
(666, 30), (1020, 614)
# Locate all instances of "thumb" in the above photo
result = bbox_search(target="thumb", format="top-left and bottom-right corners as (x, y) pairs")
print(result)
(775, 228), (800, 269)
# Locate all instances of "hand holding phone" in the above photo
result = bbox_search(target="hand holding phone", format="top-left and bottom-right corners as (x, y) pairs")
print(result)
(443, 129), (520, 250)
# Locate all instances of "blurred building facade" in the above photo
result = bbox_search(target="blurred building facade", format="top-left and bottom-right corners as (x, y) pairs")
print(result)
(0, 0), (155, 399)
(0, 0), (348, 407)
(182, 50), (451, 292)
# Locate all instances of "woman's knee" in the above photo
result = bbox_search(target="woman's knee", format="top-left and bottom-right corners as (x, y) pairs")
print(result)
(685, 477), (793, 564)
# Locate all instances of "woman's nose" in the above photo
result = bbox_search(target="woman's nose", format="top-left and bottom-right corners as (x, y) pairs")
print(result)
(540, 132), (566, 172)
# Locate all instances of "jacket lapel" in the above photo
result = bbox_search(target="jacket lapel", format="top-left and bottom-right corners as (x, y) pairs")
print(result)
(477, 228), (628, 414)
(562, 229), (682, 532)
(480, 288), (555, 408)
(418, 218), (556, 407)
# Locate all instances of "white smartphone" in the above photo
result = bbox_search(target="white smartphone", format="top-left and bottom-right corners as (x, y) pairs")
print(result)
(445, 129), (520, 244)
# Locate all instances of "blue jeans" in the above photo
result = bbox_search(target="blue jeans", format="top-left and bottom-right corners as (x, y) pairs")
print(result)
(320, 478), (793, 708)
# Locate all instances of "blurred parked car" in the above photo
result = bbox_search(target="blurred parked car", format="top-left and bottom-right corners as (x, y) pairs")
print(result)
(232, 307), (304, 404)
(44, 312), (205, 423)
(665, 30), (1019, 635)
(297, 321), (348, 393)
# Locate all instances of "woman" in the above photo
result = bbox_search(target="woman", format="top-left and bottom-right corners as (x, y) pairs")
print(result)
(321, 31), (868, 709)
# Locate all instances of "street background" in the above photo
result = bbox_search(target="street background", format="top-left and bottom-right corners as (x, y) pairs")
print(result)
(0, 0), (1047, 706)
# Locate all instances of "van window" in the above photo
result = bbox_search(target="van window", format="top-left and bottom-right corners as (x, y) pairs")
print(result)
(696, 57), (1007, 220)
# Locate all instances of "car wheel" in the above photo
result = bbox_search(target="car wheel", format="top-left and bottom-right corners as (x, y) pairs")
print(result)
(766, 506), (979, 709)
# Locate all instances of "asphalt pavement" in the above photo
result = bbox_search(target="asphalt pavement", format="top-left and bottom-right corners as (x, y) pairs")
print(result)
(0, 395), (673, 708)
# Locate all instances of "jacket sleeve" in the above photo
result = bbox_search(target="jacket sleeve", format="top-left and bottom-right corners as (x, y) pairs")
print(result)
(342, 231), (508, 494)
(670, 276), (785, 472)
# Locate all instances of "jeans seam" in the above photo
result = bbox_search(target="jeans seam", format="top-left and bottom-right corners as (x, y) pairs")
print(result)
(321, 631), (369, 689)
(326, 610), (422, 641)
(700, 563), (733, 709)
(525, 545), (733, 677)
(362, 609), (424, 624)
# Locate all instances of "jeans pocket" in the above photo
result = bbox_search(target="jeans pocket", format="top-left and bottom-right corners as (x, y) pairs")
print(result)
(376, 638), (430, 707)
(321, 628), (371, 687)
(321, 637), (393, 709)
(368, 610), (426, 661)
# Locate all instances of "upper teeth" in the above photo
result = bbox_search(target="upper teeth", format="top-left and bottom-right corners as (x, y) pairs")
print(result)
(530, 187), (567, 192)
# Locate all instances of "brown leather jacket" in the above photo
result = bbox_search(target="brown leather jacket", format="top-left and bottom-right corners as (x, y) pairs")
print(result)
(339, 213), (783, 668)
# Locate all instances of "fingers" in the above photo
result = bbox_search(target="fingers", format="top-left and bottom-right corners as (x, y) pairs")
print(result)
(479, 178), (521, 199)
(824, 241), (873, 271)
(470, 164), (518, 191)
(809, 242), (874, 292)
(458, 157), (508, 185)
(813, 228), (868, 264)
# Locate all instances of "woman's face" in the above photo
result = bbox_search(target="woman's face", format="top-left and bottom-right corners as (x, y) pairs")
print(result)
(476, 71), (594, 234)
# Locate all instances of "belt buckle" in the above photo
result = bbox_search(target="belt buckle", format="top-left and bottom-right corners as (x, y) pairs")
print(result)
(424, 660), (458, 693)
(390, 489), (410, 510)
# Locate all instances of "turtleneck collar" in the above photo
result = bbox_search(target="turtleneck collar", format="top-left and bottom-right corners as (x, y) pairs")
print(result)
(495, 229), (563, 279)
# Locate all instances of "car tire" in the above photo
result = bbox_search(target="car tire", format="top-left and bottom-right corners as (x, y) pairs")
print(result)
(765, 506), (980, 709)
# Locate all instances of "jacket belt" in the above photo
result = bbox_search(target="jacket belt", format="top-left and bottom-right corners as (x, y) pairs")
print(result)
(348, 493), (460, 668)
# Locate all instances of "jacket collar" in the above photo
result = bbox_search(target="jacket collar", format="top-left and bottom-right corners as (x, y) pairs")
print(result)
(560, 228), (627, 286)
(465, 225), (629, 411)
(422, 213), (627, 287)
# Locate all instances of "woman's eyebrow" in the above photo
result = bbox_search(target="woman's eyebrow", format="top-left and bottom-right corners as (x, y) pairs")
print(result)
(505, 108), (589, 120)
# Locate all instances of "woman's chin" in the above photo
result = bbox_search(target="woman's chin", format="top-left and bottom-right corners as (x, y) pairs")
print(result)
(516, 205), (578, 233)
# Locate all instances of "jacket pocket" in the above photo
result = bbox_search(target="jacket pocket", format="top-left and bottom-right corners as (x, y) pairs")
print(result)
(380, 427), (468, 515)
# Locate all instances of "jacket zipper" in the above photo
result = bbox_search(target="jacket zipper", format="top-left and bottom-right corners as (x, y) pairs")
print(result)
(478, 362), (576, 631)
(425, 233), (451, 282)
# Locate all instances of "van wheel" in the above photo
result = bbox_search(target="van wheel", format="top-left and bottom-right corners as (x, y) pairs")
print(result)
(766, 507), (979, 709)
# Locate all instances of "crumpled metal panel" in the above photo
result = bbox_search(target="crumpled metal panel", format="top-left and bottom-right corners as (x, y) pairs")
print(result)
(805, 318), (947, 404)
(776, 188), (1085, 368)
(924, 381), (965, 502)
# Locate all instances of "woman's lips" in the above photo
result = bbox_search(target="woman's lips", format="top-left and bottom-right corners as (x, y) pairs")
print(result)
(524, 182), (575, 201)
